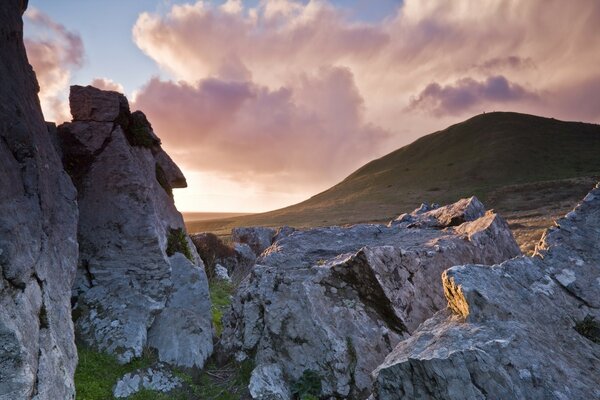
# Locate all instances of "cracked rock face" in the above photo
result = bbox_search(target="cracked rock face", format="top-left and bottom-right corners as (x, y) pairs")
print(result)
(221, 198), (520, 399)
(0, 2), (79, 398)
(372, 184), (600, 400)
(58, 86), (212, 368)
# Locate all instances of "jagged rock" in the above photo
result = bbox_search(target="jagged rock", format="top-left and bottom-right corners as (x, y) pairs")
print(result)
(273, 226), (296, 242)
(221, 199), (520, 399)
(113, 364), (182, 398)
(232, 226), (277, 255)
(70, 85), (128, 122)
(372, 184), (600, 400)
(58, 86), (212, 368)
(391, 196), (485, 228)
(0, 2), (79, 399)
(190, 232), (258, 284)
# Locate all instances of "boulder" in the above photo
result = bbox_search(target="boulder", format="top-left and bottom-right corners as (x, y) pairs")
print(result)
(0, 2), (79, 398)
(58, 86), (212, 368)
(391, 196), (485, 228)
(221, 198), (521, 399)
(372, 184), (600, 400)
(113, 365), (182, 398)
(232, 226), (277, 255)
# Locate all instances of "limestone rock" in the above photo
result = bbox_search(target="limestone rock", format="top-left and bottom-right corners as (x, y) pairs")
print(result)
(58, 86), (212, 368)
(0, 2), (78, 398)
(391, 196), (485, 228)
(70, 85), (128, 122)
(232, 226), (277, 255)
(372, 184), (600, 400)
(215, 264), (232, 282)
(113, 365), (182, 398)
(221, 199), (520, 399)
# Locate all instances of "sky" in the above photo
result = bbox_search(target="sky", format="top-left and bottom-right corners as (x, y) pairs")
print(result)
(25, 0), (600, 212)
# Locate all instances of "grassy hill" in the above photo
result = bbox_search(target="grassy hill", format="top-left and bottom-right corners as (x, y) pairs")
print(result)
(185, 112), (600, 253)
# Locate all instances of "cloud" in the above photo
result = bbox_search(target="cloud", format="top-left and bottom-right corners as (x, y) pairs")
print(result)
(24, 7), (84, 123)
(409, 75), (538, 116)
(132, 67), (389, 189)
(91, 78), (125, 93)
(128, 0), (600, 209)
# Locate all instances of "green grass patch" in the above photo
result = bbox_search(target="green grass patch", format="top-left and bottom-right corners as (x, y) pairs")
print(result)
(186, 359), (254, 400)
(291, 370), (322, 400)
(166, 228), (193, 261)
(209, 279), (234, 336)
(75, 346), (156, 400)
(75, 345), (252, 399)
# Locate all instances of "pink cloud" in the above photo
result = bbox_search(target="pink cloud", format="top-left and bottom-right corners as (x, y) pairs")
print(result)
(133, 67), (389, 189)
(129, 0), (600, 209)
(24, 7), (84, 123)
(90, 78), (124, 93)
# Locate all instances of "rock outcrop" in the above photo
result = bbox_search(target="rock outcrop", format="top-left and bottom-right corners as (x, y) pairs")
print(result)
(372, 185), (600, 400)
(0, 2), (79, 399)
(57, 86), (212, 368)
(221, 198), (521, 399)
(113, 365), (183, 398)
(232, 226), (277, 256)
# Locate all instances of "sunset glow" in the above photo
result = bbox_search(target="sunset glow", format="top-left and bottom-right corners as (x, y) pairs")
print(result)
(25, 0), (600, 212)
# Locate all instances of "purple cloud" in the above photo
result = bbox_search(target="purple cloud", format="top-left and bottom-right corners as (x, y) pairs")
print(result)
(409, 75), (537, 116)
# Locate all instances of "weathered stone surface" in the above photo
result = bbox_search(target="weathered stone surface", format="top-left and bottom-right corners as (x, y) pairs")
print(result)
(69, 85), (128, 122)
(221, 199), (520, 399)
(372, 184), (600, 400)
(214, 264), (232, 282)
(147, 254), (212, 368)
(58, 86), (212, 368)
(391, 196), (485, 228)
(113, 365), (182, 398)
(232, 226), (277, 255)
(0, 2), (78, 399)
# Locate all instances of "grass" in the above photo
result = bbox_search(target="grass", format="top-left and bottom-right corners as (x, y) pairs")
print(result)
(75, 345), (253, 400)
(209, 279), (234, 336)
(184, 359), (254, 400)
(166, 228), (194, 261)
(290, 370), (322, 400)
(184, 112), (600, 254)
(75, 346), (157, 400)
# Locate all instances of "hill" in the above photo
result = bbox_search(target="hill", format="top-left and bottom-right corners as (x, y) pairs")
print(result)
(185, 112), (600, 253)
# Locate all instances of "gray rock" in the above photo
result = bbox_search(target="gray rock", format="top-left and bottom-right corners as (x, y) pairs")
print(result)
(372, 184), (600, 400)
(58, 86), (212, 368)
(70, 85), (128, 122)
(0, 2), (78, 399)
(391, 196), (485, 228)
(232, 226), (277, 255)
(221, 199), (521, 399)
(231, 242), (258, 285)
(113, 364), (182, 398)
(215, 264), (232, 282)
(147, 254), (213, 368)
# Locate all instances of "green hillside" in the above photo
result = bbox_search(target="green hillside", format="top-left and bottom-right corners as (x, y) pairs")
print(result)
(186, 112), (600, 253)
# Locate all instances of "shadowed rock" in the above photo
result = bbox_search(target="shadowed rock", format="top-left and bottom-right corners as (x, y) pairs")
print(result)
(0, 1), (79, 398)
(57, 86), (212, 368)
(372, 184), (600, 400)
(221, 198), (520, 399)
